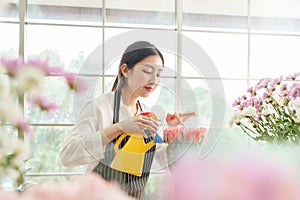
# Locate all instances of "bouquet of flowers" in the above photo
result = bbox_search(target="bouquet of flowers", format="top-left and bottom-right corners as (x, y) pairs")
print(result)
(163, 120), (207, 169)
(230, 73), (300, 145)
(0, 56), (86, 190)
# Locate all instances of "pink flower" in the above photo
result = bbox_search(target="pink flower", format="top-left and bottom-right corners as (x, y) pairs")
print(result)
(263, 92), (271, 103)
(26, 59), (64, 75)
(0, 189), (21, 200)
(255, 78), (271, 90)
(22, 174), (133, 200)
(0, 57), (23, 76)
(232, 96), (243, 107)
(160, 153), (300, 200)
(163, 127), (179, 143)
(247, 87), (256, 96)
(240, 100), (250, 110)
(16, 119), (34, 136)
(28, 96), (59, 117)
(184, 127), (194, 142)
(289, 83), (300, 100)
(194, 127), (207, 143)
(271, 75), (283, 86)
(176, 126), (184, 142)
(63, 73), (87, 93)
(285, 73), (300, 81)
(161, 156), (219, 200)
(183, 127), (207, 143)
(164, 126), (207, 144)
(251, 97), (262, 111)
(223, 154), (300, 200)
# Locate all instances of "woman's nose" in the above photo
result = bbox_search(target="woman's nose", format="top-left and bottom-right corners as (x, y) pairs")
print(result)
(150, 74), (159, 84)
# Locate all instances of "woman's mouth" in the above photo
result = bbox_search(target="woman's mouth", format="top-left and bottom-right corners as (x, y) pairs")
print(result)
(144, 86), (153, 92)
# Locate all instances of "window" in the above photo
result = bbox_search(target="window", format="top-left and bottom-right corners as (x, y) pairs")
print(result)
(1, 0), (299, 190)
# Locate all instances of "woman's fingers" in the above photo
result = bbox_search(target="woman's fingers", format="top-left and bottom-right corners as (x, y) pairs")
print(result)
(166, 112), (197, 126)
(180, 112), (197, 122)
(174, 112), (184, 125)
(180, 112), (197, 117)
(136, 116), (159, 133)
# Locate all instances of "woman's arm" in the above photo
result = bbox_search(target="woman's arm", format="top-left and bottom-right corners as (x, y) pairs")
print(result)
(60, 99), (158, 167)
(59, 100), (122, 167)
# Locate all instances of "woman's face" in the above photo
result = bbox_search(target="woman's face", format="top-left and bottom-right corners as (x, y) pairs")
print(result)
(125, 55), (163, 98)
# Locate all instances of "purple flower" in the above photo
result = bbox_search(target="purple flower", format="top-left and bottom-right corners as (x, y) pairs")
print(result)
(232, 96), (243, 107)
(240, 101), (250, 110)
(255, 78), (271, 90)
(251, 97), (262, 111)
(262, 92), (271, 103)
(271, 76), (283, 86)
(285, 72), (300, 81)
(267, 84), (276, 94)
(289, 83), (300, 100)
(280, 83), (288, 91)
(247, 87), (257, 96)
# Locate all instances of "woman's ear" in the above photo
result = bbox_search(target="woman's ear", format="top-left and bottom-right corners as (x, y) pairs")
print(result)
(120, 63), (129, 78)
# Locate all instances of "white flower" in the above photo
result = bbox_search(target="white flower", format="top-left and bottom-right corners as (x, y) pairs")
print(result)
(242, 106), (256, 117)
(288, 97), (300, 109)
(6, 168), (20, 181)
(0, 62), (6, 75)
(15, 65), (45, 93)
(12, 140), (30, 167)
(288, 98), (300, 122)
(294, 117), (300, 124)
(3, 135), (29, 159)
(0, 98), (23, 124)
(229, 110), (244, 127)
(262, 106), (272, 116)
(0, 78), (10, 98)
(274, 96), (284, 107)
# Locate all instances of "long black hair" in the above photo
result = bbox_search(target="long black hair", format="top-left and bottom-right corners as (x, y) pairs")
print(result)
(111, 41), (164, 91)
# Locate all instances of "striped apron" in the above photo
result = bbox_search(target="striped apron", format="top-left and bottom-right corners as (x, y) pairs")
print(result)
(92, 90), (156, 199)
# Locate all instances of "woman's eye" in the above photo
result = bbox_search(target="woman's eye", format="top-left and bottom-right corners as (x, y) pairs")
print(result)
(143, 70), (152, 74)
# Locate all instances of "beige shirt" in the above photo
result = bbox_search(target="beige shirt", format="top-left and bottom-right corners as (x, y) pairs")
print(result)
(59, 91), (168, 173)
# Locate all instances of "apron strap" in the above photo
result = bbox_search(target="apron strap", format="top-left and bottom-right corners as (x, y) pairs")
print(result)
(113, 89), (143, 124)
(113, 89), (121, 124)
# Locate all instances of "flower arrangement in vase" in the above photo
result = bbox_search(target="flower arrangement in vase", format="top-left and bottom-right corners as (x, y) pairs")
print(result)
(230, 73), (300, 145)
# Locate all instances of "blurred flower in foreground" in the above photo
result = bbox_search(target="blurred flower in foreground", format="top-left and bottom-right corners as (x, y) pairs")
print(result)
(0, 174), (134, 200)
(63, 72), (87, 94)
(0, 56), (87, 190)
(160, 153), (300, 200)
(0, 56), (86, 133)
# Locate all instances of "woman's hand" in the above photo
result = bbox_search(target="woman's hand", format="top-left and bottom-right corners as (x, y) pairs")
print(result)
(166, 112), (197, 127)
(117, 115), (159, 136)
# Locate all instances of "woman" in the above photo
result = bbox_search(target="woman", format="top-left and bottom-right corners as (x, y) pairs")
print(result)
(60, 41), (196, 199)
